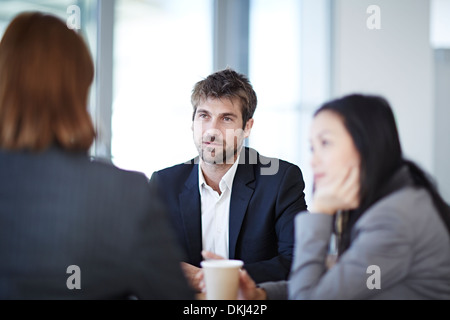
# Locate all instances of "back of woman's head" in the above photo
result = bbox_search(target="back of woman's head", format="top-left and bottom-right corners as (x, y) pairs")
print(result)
(0, 12), (95, 152)
(315, 94), (403, 211)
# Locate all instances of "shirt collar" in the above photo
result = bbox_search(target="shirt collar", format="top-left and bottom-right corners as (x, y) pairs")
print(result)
(198, 154), (241, 194)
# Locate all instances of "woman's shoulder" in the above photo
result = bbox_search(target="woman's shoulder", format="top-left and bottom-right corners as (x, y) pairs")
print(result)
(354, 186), (434, 237)
(357, 186), (448, 245)
(366, 186), (432, 217)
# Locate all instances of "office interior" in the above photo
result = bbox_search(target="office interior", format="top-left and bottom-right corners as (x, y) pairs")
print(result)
(0, 0), (449, 205)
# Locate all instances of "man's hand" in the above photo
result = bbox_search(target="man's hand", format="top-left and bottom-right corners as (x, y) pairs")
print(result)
(182, 251), (226, 292)
(201, 250), (225, 260)
(180, 262), (202, 292)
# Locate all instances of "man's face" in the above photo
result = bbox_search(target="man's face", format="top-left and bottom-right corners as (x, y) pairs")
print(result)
(192, 97), (253, 165)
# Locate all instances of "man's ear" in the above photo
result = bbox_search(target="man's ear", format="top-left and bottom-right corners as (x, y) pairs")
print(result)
(244, 118), (254, 139)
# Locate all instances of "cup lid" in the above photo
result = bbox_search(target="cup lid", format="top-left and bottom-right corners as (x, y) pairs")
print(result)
(200, 259), (244, 268)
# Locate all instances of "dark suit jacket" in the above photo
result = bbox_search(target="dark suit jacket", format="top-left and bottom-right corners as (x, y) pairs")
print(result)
(150, 147), (307, 283)
(0, 146), (194, 300)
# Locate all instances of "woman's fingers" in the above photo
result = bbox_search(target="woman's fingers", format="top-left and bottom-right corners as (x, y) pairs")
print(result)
(238, 269), (257, 300)
(339, 166), (360, 210)
(312, 166), (360, 214)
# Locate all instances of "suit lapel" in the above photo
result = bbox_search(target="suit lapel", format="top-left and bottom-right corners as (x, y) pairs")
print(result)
(229, 148), (256, 259)
(179, 163), (203, 265)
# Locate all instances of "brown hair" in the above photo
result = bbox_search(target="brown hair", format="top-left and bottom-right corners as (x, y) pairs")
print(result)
(0, 12), (95, 152)
(191, 68), (257, 129)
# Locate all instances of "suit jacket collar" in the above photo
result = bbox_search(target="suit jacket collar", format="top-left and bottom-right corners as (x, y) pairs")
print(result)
(179, 163), (202, 264)
(229, 148), (256, 259)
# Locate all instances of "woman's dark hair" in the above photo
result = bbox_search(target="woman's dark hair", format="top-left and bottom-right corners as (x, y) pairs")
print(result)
(315, 94), (450, 253)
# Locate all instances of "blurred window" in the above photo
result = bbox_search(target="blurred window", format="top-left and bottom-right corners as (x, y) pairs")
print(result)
(249, 0), (331, 203)
(431, 0), (450, 48)
(111, 0), (213, 177)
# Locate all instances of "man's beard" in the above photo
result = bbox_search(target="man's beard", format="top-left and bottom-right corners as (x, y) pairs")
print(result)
(198, 140), (240, 165)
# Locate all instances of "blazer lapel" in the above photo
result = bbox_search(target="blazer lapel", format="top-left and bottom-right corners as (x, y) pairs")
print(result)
(179, 163), (203, 265)
(228, 155), (256, 259)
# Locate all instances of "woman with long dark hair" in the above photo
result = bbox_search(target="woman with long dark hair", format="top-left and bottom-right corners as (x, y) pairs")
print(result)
(234, 94), (450, 300)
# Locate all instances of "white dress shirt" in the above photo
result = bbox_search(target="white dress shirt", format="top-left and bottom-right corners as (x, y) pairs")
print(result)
(199, 156), (240, 259)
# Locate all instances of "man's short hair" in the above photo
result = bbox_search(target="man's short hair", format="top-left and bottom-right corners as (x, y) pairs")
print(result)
(191, 68), (257, 129)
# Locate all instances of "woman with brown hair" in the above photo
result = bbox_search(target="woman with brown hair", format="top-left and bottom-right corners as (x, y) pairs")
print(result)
(0, 12), (193, 300)
(0, 12), (95, 152)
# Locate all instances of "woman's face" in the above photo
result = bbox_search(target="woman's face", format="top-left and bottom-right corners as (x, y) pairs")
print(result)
(310, 110), (361, 190)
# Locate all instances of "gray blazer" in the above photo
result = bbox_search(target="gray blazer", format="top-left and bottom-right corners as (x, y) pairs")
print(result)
(0, 146), (194, 299)
(261, 176), (450, 300)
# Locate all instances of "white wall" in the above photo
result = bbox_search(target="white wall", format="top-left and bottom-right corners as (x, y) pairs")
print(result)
(434, 49), (450, 202)
(331, 0), (435, 175)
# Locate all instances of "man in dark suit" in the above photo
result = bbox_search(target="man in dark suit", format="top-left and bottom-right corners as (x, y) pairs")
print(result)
(150, 68), (307, 291)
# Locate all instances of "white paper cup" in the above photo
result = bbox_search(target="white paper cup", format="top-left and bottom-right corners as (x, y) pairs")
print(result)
(200, 259), (244, 300)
